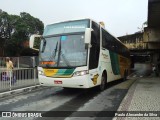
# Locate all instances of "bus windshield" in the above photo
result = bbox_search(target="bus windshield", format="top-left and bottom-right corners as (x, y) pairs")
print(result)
(39, 34), (87, 68)
(43, 19), (90, 36)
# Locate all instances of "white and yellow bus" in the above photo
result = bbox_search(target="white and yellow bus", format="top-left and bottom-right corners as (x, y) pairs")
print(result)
(36, 18), (130, 90)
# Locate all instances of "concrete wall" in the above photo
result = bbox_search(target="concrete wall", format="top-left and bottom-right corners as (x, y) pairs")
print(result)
(148, 43), (160, 49)
(143, 27), (160, 50)
(125, 42), (147, 49)
(144, 28), (160, 42)
(152, 53), (160, 63)
(118, 33), (147, 50)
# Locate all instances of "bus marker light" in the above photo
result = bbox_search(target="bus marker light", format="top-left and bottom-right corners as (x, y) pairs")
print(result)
(41, 61), (56, 65)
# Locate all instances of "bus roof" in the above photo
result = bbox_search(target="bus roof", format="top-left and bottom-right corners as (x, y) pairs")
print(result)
(47, 18), (91, 26)
(46, 18), (129, 51)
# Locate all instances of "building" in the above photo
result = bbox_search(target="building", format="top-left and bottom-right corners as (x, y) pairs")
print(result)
(145, 0), (160, 63)
(118, 32), (150, 64)
(118, 0), (160, 64)
(118, 32), (146, 50)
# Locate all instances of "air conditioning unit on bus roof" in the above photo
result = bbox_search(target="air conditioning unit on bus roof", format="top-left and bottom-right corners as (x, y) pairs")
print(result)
(99, 21), (105, 28)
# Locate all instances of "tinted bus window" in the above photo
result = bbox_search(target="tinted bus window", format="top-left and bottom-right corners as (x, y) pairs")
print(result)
(89, 21), (100, 70)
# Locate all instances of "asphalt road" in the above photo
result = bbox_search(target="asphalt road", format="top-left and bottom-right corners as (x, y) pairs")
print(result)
(0, 78), (135, 120)
(130, 63), (152, 77)
(0, 63), (151, 120)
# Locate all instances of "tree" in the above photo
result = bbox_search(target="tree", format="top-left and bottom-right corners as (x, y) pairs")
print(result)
(0, 11), (14, 56)
(0, 10), (44, 56)
(137, 21), (147, 33)
(143, 21), (147, 26)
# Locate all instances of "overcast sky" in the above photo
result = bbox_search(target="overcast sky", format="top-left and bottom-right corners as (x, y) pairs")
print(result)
(0, 0), (148, 37)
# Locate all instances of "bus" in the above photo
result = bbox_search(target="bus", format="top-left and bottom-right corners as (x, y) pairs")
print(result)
(35, 18), (130, 90)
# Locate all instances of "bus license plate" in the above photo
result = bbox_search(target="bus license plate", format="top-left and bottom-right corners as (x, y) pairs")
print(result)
(54, 80), (62, 84)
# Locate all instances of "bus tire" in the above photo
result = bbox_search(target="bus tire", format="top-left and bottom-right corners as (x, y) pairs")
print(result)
(100, 72), (107, 91)
(123, 70), (127, 81)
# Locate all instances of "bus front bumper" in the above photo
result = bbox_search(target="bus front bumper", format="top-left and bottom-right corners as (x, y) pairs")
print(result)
(39, 75), (91, 88)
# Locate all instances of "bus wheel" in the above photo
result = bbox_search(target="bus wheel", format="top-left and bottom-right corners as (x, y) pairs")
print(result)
(123, 70), (127, 81)
(100, 73), (107, 91)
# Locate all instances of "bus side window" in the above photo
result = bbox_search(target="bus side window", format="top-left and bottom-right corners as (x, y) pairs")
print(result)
(89, 21), (100, 70)
(102, 29), (107, 49)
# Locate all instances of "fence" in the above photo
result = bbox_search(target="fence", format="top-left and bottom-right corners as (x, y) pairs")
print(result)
(0, 68), (39, 92)
(0, 56), (39, 93)
(0, 56), (39, 68)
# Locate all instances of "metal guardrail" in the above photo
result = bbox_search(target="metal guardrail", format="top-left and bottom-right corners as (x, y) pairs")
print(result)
(0, 68), (39, 92)
(0, 56), (39, 68)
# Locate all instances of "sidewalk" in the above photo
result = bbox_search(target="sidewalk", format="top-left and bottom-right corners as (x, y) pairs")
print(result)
(114, 76), (160, 120)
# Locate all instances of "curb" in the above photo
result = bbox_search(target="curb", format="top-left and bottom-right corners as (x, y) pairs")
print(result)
(0, 85), (42, 98)
(112, 80), (138, 120)
(117, 80), (138, 111)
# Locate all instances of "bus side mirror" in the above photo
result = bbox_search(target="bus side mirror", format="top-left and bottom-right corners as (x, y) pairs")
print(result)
(84, 28), (93, 44)
(29, 34), (42, 50)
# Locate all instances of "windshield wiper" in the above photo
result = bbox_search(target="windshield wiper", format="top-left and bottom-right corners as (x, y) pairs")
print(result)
(49, 41), (58, 63)
(60, 51), (71, 67)
(54, 41), (58, 58)
(57, 39), (71, 67)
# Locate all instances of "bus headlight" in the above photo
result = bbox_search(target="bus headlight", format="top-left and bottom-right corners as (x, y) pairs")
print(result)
(73, 70), (89, 77)
(38, 70), (44, 75)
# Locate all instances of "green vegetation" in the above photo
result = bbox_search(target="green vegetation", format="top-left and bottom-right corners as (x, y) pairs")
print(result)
(0, 10), (44, 56)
